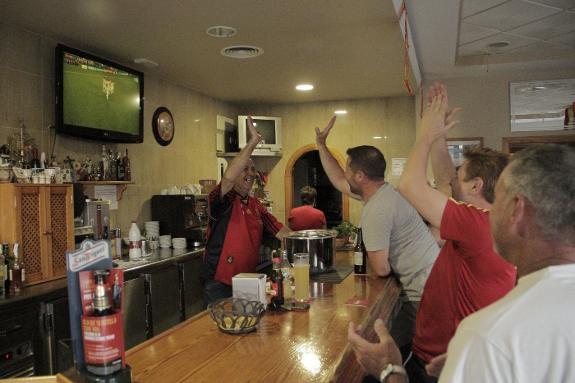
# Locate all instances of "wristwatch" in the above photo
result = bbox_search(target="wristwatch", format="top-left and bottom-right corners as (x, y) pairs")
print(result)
(379, 363), (408, 382)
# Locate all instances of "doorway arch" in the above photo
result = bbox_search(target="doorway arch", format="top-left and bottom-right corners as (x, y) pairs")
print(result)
(284, 144), (349, 227)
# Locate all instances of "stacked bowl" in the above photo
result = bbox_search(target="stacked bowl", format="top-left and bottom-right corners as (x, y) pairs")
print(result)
(159, 235), (172, 248)
(144, 221), (160, 239)
(172, 237), (187, 249)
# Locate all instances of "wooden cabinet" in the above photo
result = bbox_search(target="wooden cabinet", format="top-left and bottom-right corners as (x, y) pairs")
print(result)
(0, 184), (74, 285)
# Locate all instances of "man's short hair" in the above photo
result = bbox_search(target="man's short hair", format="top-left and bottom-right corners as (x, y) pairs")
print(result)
(505, 144), (575, 247)
(463, 146), (509, 203)
(346, 145), (386, 181)
(300, 186), (317, 205)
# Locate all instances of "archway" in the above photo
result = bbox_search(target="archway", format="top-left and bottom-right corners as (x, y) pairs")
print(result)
(284, 144), (349, 228)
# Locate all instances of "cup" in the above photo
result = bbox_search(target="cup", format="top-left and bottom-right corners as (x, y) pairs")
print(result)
(293, 253), (310, 302)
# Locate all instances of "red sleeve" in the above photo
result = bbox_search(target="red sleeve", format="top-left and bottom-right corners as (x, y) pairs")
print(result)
(256, 200), (284, 236)
(440, 198), (493, 255)
(208, 183), (237, 221)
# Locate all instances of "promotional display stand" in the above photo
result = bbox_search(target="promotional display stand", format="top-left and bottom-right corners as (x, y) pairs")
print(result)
(66, 240), (132, 383)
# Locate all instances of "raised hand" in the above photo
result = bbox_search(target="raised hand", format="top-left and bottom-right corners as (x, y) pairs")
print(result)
(421, 88), (459, 144)
(315, 116), (337, 146)
(247, 116), (263, 145)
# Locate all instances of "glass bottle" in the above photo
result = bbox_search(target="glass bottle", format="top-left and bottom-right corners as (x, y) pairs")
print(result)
(0, 244), (6, 297)
(9, 243), (25, 294)
(116, 152), (125, 181)
(279, 250), (293, 300)
(354, 228), (367, 274)
(122, 149), (131, 181)
(128, 221), (142, 260)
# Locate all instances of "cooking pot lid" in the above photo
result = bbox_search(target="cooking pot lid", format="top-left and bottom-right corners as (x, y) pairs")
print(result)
(285, 229), (337, 239)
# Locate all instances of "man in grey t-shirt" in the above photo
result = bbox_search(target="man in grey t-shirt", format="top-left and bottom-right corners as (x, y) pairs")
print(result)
(315, 116), (439, 349)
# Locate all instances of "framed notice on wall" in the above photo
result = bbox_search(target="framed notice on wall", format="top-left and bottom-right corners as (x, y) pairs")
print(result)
(446, 137), (483, 167)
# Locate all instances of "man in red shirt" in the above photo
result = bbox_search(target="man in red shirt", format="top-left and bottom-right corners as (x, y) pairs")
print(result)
(288, 186), (327, 231)
(348, 83), (516, 383)
(202, 117), (290, 305)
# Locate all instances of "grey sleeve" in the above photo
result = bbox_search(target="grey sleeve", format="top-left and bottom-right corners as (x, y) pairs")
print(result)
(362, 201), (393, 252)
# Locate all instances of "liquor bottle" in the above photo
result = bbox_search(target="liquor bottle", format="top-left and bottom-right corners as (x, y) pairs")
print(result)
(93, 271), (113, 316)
(122, 149), (131, 181)
(2, 243), (10, 294)
(354, 228), (367, 274)
(116, 152), (125, 181)
(271, 250), (281, 295)
(270, 263), (284, 309)
(0, 244), (5, 297)
(108, 149), (117, 181)
(9, 243), (25, 294)
(100, 145), (109, 181)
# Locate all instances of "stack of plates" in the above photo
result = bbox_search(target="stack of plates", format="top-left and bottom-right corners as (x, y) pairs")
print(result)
(144, 221), (160, 239)
(159, 235), (172, 248)
(172, 237), (187, 249)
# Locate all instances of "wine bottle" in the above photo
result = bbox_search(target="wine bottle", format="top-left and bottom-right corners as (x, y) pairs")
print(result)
(354, 228), (367, 274)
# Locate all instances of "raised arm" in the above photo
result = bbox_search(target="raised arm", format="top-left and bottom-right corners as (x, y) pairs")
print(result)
(220, 116), (262, 196)
(398, 85), (459, 228)
(429, 84), (461, 199)
(315, 116), (361, 200)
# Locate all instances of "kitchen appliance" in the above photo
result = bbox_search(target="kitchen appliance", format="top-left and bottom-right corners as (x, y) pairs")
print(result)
(79, 200), (111, 240)
(151, 194), (208, 247)
(283, 229), (337, 274)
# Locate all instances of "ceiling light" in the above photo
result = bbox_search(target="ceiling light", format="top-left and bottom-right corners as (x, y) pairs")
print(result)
(206, 25), (237, 38)
(221, 45), (263, 59)
(334, 110), (347, 115)
(486, 41), (510, 51)
(373, 136), (382, 139)
(133, 58), (159, 67)
(296, 84), (314, 91)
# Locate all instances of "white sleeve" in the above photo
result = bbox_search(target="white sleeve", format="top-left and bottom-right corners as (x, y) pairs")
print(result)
(440, 328), (515, 383)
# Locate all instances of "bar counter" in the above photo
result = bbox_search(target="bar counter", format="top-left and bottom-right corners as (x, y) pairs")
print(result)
(124, 251), (400, 383)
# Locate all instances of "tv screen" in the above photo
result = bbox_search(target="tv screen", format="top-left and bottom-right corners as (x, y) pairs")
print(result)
(55, 44), (144, 143)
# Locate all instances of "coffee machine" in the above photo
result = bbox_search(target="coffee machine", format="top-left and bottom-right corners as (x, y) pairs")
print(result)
(151, 194), (208, 247)
(79, 200), (111, 240)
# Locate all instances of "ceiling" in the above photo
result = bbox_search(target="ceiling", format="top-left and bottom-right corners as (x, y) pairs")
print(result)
(2, 0), (575, 104)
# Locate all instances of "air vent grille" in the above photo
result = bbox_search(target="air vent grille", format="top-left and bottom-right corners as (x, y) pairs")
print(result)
(220, 45), (263, 59)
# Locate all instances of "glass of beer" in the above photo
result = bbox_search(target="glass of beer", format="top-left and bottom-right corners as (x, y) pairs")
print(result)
(294, 253), (310, 302)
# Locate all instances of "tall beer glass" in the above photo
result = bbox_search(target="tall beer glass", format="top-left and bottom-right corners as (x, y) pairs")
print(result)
(294, 253), (310, 302)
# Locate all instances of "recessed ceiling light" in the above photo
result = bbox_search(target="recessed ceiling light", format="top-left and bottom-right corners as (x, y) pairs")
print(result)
(206, 25), (237, 38)
(133, 58), (159, 67)
(533, 86), (546, 91)
(296, 84), (314, 91)
(334, 110), (347, 115)
(486, 41), (510, 50)
(221, 45), (263, 59)
(373, 136), (382, 139)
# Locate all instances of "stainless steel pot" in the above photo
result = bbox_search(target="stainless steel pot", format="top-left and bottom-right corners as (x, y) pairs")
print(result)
(284, 229), (337, 274)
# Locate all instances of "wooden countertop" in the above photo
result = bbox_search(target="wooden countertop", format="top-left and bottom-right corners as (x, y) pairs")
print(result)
(125, 251), (401, 382)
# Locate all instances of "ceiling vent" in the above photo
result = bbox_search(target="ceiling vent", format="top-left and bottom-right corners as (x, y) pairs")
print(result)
(221, 45), (263, 59)
(206, 25), (237, 38)
(486, 41), (510, 52)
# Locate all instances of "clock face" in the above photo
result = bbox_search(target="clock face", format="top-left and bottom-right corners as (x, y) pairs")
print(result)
(152, 107), (175, 146)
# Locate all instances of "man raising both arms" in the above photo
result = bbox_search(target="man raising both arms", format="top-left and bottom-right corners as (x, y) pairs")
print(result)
(315, 116), (439, 353)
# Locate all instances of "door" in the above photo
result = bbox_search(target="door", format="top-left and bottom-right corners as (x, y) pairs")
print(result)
(183, 257), (204, 319)
(46, 186), (73, 278)
(122, 276), (148, 349)
(146, 266), (181, 337)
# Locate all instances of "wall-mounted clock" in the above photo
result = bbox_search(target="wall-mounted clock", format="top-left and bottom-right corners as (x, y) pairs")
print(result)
(152, 107), (175, 146)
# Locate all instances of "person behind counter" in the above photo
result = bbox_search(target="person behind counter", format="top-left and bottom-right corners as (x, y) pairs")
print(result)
(315, 116), (439, 355)
(348, 144), (575, 383)
(202, 116), (290, 305)
(288, 186), (327, 231)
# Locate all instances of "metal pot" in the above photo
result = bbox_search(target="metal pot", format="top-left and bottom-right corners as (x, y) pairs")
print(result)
(284, 229), (337, 274)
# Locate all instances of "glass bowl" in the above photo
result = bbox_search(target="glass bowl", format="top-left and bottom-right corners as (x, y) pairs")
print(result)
(208, 297), (265, 334)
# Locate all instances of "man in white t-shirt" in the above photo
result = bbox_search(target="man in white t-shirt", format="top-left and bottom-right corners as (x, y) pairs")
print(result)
(348, 143), (575, 383)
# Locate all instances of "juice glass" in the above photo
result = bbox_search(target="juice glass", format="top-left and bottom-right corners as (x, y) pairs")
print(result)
(293, 253), (310, 302)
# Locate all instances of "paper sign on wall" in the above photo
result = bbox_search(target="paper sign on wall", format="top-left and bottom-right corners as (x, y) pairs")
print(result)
(391, 158), (407, 177)
(94, 185), (118, 210)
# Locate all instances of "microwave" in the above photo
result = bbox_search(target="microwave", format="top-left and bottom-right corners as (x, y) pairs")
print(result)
(151, 195), (208, 246)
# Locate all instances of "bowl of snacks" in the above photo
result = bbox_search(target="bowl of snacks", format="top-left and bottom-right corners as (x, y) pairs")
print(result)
(208, 297), (265, 334)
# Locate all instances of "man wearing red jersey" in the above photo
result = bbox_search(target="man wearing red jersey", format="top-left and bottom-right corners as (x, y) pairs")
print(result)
(348, 83), (516, 383)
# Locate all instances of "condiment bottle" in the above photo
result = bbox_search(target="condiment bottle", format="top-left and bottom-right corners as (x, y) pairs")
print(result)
(128, 221), (142, 260)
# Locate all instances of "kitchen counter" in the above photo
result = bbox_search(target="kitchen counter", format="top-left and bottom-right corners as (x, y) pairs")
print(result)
(123, 251), (401, 383)
(0, 247), (204, 311)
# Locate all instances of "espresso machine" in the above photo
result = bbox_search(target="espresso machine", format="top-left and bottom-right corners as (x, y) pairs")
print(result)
(151, 194), (208, 248)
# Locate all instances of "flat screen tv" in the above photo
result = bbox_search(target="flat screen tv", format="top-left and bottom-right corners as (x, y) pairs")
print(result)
(55, 44), (144, 143)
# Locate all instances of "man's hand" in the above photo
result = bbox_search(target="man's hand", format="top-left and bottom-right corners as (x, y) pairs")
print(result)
(425, 353), (447, 378)
(348, 318), (402, 378)
(247, 116), (263, 146)
(315, 116), (337, 147)
(420, 89), (459, 145)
